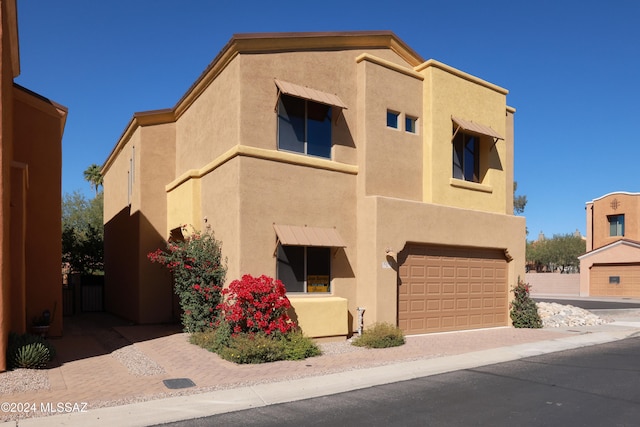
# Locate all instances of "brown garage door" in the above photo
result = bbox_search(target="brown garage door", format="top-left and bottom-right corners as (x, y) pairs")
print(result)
(398, 244), (508, 335)
(590, 263), (640, 297)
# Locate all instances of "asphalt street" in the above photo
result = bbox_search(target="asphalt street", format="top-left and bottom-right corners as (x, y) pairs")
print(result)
(158, 336), (640, 427)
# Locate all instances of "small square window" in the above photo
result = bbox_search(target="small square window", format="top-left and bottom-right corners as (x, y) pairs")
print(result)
(405, 116), (417, 133)
(609, 276), (620, 285)
(386, 110), (399, 129)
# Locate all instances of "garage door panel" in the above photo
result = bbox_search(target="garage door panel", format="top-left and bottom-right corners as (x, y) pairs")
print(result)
(591, 264), (640, 297)
(399, 244), (508, 335)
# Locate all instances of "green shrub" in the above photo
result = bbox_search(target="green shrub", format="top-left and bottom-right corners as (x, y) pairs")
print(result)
(6, 332), (56, 370)
(510, 279), (542, 328)
(192, 327), (320, 364)
(217, 333), (286, 364)
(189, 321), (231, 353)
(279, 331), (321, 360)
(352, 322), (405, 348)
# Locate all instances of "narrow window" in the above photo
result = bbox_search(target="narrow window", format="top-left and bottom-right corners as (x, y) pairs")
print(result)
(608, 214), (625, 236)
(453, 131), (480, 182)
(405, 116), (417, 133)
(386, 110), (399, 129)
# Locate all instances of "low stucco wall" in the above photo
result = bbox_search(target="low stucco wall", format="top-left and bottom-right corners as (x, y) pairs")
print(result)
(526, 273), (580, 297)
(288, 296), (348, 340)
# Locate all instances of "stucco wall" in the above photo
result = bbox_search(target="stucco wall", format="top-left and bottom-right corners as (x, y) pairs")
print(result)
(588, 193), (640, 250)
(419, 62), (509, 214)
(12, 89), (65, 337)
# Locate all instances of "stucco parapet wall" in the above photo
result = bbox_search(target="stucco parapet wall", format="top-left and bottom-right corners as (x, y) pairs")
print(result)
(586, 191), (640, 204)
(175, 31), (424, 120)
(415, 59), (509, 95)
(102, 109), (175, 174)
(166, 145), (359, 192)
(355, 53), (424, 80)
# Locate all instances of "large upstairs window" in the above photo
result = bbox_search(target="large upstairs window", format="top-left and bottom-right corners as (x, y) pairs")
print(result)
(278, 94), (332, 159)
(275, 79), (347, 160)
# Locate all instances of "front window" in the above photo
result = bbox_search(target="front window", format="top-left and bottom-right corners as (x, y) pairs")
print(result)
(278, 94), (332, 159)
(608, 214), (625, 236)
(453, 131), (480, 182)
(276, 245), (331, 293)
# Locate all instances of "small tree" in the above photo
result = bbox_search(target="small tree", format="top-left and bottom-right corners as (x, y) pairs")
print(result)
(148, 226), (226, 333)
(62, 190), (104, 274)
(510, 279), (542, 328)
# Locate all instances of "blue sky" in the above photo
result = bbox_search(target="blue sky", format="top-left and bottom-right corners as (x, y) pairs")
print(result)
(14, 1), (640, 240)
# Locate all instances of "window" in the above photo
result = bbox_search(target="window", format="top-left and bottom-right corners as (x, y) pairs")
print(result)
(609, 276), (621, 285)
(453, 131), (480, 182)
(405, 116), (417, 134)
(276, 245), (331, 293)
(608, 214), (625, 236)
(386, 110), (399, 129)
(278, 94), (332, 159)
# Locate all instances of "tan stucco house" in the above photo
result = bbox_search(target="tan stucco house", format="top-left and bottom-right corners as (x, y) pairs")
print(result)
(579, 192), (640, 297)
(0, 0), (68, 371)
(102, 31), (525, 340)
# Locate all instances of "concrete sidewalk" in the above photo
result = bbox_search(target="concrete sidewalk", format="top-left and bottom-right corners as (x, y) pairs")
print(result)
(2, 312), (640, 426)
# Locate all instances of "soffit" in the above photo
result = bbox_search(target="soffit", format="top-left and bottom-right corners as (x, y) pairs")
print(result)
(273, 224), (346, 247)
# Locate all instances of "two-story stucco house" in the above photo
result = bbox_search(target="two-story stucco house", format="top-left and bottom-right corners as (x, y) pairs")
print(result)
(579, 192), (640, 297)
(102, 31), (525, 340)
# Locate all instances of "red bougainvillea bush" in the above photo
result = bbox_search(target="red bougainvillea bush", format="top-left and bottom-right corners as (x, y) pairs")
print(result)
(217, 274), (296, 335)
(148, 226), (226, 333)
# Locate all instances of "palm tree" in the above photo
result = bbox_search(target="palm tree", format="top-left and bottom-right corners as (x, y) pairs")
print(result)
(83, 164), (103, 196)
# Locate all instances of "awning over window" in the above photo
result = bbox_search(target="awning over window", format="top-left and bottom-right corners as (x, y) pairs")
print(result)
(452, 116), (503, 140)
(275, 79), (347, 110)
(273, 224), (346, 248)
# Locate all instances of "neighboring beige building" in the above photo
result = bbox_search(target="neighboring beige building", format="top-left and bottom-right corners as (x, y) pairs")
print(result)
(102, 31), (525, 339)
(579, 192), (640, 297)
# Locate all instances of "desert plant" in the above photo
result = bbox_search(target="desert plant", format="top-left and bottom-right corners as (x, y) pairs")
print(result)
(280, 330), (321, 360)
(148, 225), (226, 333)
(510, 279), (542, 328)
(352, 322), (405, 348)
(217, 274), (295, 336)
(13, 343), (51, 369)
(217, 332), (286, 364)
(6, 332), (56, 370)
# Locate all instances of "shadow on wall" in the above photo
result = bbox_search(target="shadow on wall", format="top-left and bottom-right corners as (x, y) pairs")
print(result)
(104, 206), (178, 325)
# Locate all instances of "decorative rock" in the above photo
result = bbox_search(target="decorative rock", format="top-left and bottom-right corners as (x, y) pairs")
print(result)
(536, 302), (611, 328)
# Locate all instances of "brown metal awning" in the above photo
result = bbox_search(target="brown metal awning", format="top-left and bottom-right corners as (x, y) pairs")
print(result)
(275, 79), (347, 110)
(452, 116), (503, 141)
(273, 224), (346, 248)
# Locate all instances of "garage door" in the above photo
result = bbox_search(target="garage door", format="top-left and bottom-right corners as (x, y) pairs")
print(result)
(398, 245), (509, 335)
(590, 264), (640, 297)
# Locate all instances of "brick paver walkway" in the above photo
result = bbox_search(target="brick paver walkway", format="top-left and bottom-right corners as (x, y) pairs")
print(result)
(0, 313), (568, 422)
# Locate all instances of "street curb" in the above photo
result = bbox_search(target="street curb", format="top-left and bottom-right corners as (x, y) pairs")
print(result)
(12, 328), (640, 427)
